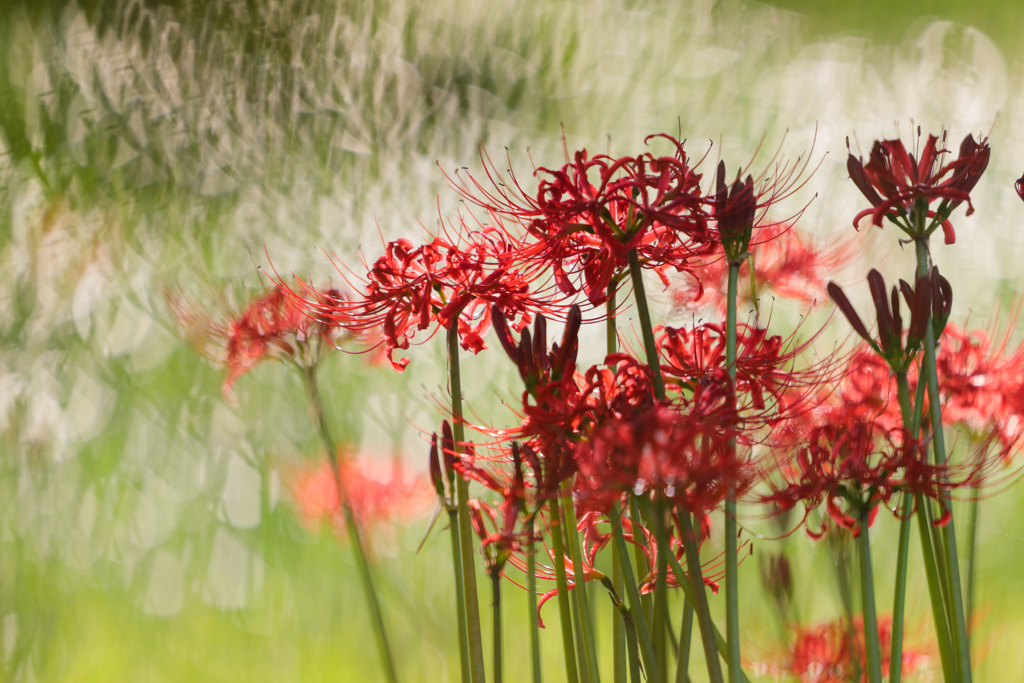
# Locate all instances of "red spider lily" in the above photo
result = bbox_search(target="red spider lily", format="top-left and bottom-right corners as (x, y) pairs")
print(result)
(936, 319), (1024, 453)
(523, 135), (714, 304)
(284, 223), (557, 372)
(448, 135), (715, 306)
(847, 129), (990, 244)
(762, 408), (1003, 537)
(167, 284), (371, 398)
(575, 372), (751, 521)
(751, 615), (933, 683)
(656, 319), (830, 417)
(672, 224), (861, 313)
(288, 455), (434, 538)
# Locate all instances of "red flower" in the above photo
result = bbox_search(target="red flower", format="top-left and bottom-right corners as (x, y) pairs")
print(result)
(167, 284), (367, 397)
(672, 224), (861, 312)
(752, 615), (933, 683)
(287, 225), (554, 371)
(289, 455), (434, 538)
(575, 371), (750, 519)
(847, 130), (990, 244)
(450, 135), (714, 306)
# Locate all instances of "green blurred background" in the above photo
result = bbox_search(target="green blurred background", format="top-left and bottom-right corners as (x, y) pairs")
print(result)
(2, 0), (1024, 680)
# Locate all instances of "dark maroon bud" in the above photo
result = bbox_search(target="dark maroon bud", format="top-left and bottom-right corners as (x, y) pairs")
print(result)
(827, 282), (872, 342)
(491, 306), (519, 364)
(429, 433), (445, 498)
(441, 420), (456, 476)
(866, 270), (895, 355)
(906, 274), (931, 348)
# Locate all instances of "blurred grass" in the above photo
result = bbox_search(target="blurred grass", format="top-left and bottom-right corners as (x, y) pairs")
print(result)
(1, 0), (1024, 681)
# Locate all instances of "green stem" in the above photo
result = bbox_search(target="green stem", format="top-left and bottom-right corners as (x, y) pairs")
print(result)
(627, 249), (666, 400)
(675, 507), (725, 683)
(634, 499), (750, 683)
(916, 493), (959, 683)
(549, 498), (581, 683)
(829, 534), (861, 683)
(492, 571), (503, 683)
(527, 518), (543, 683)
(890, 373), (916, 683)
(914, 236), (972, 683)
(630, 496), (654, 631)
(562, 482), (601, 683)
(623, 610), (644, 683)
(450, 511), (473, 683)
(654, 508), (668, 683)
(302, 366), (398, 683)
(967, 488), (979, 651)
(565, 512), (591, 683)
(890, 497), (912, 683)
(674, 601), (694, 683)
(612, 537), (627, 683)
(608, 282), (627, 683)
(857, 505), (883, 683)
(611, 500), (661, 682)
(447, 325), (487, 683)
(724, 260), (741, 683)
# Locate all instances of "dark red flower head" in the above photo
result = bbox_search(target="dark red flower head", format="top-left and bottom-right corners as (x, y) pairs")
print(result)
(847, 130), (990, 244)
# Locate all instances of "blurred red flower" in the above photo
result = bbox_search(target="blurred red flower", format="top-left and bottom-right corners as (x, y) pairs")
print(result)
(289, 455), (434, 538)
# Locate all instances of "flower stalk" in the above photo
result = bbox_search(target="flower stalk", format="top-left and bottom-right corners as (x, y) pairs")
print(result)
(527, 516), (543, 683)
(302, 365), (399, 683)
(608, 282), (627, 683)
(549, 496), (581, 683)
(724, 259), (741, 683)
(914, 232), (972, 683)
(561, 481), (601, 683)
(857, 504), (883, 683)
(611, 500), (661, 682)
(447, 324), (487, 683)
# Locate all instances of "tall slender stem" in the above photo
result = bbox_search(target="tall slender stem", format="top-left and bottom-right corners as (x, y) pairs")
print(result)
(630, 496), (654, 631)
(674, 600), (694, 683)
(634, 498), (750, 683)
(916, 493), (959, 683)
(966, 488), (980, 650)
(450, 511), (472, 683)
(608, 283), (627, 683)
(549, 498), (581, 683)
(676, 508), (725, 683)
(302, 366), (398, 683)
(627, 249), (666, 400)
(447, 325), (487, 683)
(914, 236), (972, 683)
(857, 505), (883, 683)
(890, 496), (912, 683)
(653, 504), (669, 683)
(562, 482), (601, 683)
(611, 500), (661, 682)
(492, 572), (503, 683)
(623, 610), (644, 683)
(724, 260), (741, 683)
(890, 372), (917, 683)
(527, 517), (543, 683)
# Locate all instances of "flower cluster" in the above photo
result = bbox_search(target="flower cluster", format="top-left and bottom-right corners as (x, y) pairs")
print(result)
(175, 124), (1021, 683)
